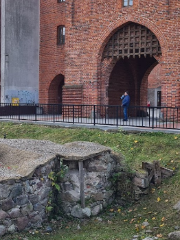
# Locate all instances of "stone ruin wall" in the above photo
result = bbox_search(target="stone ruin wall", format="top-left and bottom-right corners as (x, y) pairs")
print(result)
(0, 140), (118, 236)
(0, 157), (58, 235)
(61, 152), (117, 218)
(0, 139), (172, 236)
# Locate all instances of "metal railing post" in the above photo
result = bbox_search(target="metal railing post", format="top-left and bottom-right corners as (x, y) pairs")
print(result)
(18, 104), (20, 120)
(148, 107), (150, 127)
(1, 103), (180, 130)
(173, 108), (175, 129)
(73, 105), (75, 124)
(53, 105), (55, 123)
(63, 105), (65, 122)
(152, 107), (154, 129)
(116, 106), (119, 127)
(177, 108), (179, 129)
(35, 104), (37, 121)
(93, 105), (96, 125)
(10, 103), (12, 119)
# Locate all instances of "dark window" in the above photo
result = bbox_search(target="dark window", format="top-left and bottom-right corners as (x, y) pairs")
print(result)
(57, 0), (65, 2)
(57, 26), (65, 45)
(123, 0), (133, 6)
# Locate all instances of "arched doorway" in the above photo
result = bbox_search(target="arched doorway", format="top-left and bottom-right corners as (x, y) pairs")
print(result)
(48, 74), (64, 114)
(148, 64), (162, 107)
(102, 22), (162, 107)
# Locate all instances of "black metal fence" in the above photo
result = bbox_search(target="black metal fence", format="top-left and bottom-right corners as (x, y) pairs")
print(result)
(0, 103), (179, 130)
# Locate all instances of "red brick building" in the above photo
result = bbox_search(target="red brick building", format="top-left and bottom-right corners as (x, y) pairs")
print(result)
(40, 0), (180, 108)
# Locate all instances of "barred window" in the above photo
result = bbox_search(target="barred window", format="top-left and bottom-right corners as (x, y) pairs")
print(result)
(123, 0), (133, 6)
(57, 0), (65, 2)
(57, 26), (65, 45)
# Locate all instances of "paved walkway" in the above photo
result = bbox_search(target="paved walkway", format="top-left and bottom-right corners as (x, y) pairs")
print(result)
(1, 118), (180, 134)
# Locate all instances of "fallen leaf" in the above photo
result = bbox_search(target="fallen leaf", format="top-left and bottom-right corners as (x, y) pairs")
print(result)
(130, 218), (135, 223)
(157, 197), (161, 202)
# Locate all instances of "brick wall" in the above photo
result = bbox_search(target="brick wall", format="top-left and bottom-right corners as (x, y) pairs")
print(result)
(148, 65), (162, 89)
(39, 0), (66, 104)
(40, 0), (180, 107)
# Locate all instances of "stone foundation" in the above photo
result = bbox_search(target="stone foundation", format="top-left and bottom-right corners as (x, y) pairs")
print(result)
(0, 139), (172, 236)
(0, 157), (58, 235)
(60, 151), (117, 218)
(0, 140), (118, 236)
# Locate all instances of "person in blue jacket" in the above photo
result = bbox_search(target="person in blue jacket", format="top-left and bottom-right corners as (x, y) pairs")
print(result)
(121, 91), (130, 121)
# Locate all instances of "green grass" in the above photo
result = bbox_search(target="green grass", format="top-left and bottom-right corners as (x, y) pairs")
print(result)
(1, 122), (180, 240)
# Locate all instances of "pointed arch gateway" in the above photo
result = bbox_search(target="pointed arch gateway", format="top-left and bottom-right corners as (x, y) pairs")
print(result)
(101, 22), (162, 108)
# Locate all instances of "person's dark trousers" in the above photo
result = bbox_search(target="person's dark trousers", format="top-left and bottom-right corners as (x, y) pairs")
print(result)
(123, 106), (128, 121)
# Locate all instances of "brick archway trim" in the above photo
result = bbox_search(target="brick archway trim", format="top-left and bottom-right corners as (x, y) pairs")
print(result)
(95, 16), (167, 61)
(94, 16), (167, 105)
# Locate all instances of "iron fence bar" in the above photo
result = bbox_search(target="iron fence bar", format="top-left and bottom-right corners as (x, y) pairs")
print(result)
(141, 109), (143, 127)
(155, 107), (157, 128)
(10, 103), (12, 119)
(177, 108), (179, 129)
(81, 105), (82, 123)
(68, 105), (70, 123)
(53, 105), (55, 123)
(172, 108), (174, 129)
(18, 105), (20, 121)
(35, 104), (37, 121)
(93, 105), (96, 126)
(63, 105), (65, 122)
(148, 107), (150, 127)
(152, 107), (154, 129)
(105, 106), (107, 125)
(0, 103), (180, 130)
(115, 106), (118, 127)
